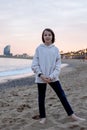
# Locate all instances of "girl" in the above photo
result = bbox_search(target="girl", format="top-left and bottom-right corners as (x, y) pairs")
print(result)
(31, 28), (86, 124)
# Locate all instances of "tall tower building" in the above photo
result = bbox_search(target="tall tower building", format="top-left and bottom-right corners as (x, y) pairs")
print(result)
(4, 45), (12, 56)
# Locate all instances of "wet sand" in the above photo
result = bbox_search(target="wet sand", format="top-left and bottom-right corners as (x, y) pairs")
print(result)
(0, 59), (87, 130)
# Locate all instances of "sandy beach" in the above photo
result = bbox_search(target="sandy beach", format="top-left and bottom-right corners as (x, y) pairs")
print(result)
(0, 59), (87, 130)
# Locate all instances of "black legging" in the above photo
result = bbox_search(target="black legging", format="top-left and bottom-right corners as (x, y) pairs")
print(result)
(37, 81), (74, 118)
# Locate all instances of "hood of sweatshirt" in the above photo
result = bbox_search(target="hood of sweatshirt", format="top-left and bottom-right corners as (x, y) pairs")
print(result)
(39, 43), (55, 48)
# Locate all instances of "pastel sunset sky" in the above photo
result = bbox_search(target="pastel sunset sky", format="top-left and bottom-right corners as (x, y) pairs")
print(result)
(0, 0), (87, 55)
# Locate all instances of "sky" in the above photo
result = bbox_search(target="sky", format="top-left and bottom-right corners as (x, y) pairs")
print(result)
(0, 0), (87, 56)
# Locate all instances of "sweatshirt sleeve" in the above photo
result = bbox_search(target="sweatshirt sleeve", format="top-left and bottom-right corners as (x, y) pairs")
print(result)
(31, 48), (42, 75)
(49, 49), (61, 80)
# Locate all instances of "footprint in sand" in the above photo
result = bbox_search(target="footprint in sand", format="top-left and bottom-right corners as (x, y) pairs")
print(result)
(17, 104), (31, 112)
(80, 95), (87, 99)
(69, 125), (86, 130)
(1, 117), (18, 124)
(80, 127), (86, 130)
(11, 91), (19, 96)
(69, 124), (79, 129)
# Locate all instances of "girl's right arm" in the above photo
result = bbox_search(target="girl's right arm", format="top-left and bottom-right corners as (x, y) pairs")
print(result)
(31, 48), (42, 75)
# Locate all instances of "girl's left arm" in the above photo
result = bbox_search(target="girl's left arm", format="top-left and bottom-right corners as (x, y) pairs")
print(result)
(49, 50), (61, 80)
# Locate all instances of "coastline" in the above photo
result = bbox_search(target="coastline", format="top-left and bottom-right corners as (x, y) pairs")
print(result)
(0, 59), (87, 130)
(0, 59), (87, 90)
(0, 62), (68, 89)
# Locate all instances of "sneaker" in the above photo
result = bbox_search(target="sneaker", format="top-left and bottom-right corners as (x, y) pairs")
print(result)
(39, 118), (46, 124)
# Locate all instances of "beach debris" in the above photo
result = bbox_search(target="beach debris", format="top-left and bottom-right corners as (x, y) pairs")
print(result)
(32, 114), (40, 120)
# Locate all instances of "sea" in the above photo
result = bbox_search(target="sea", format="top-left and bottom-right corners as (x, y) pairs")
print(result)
(0, 57), (68, 83)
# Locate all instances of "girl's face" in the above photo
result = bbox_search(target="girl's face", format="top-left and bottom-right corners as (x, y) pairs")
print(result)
(43, 30), (53, 45)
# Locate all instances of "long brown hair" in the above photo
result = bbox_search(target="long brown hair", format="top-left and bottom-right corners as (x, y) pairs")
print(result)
(42, 28), (55, 43)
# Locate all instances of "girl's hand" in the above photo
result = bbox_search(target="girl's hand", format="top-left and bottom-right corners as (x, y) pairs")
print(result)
(40, 75), (52, 83)
(46, 77), (52, 83)
(40, 75), (47, 82)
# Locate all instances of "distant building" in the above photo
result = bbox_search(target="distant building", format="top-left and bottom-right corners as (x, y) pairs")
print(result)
(3, 45), (12, 56)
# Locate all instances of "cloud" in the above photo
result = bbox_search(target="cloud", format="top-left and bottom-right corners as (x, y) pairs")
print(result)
(0, 0), (87, 54)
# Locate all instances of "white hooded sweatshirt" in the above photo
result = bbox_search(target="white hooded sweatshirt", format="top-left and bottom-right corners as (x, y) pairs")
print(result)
(31, 43), (61, 83)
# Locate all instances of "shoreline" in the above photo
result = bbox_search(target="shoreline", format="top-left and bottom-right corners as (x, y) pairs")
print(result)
(0, 62), (68, 90)
(0, 59), (67, 84)
(0, 59), (87, 90)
